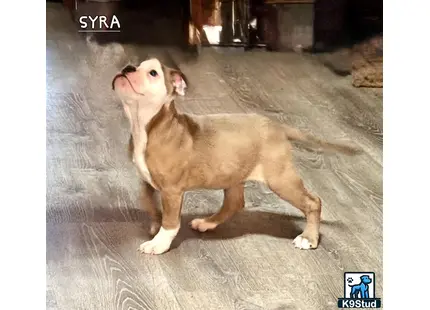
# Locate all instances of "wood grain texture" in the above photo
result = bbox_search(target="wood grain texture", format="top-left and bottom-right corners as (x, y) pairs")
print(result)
(47, 3), (383, 310)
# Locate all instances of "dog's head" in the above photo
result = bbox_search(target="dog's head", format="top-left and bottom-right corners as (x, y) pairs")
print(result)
(360, 275), (372, 284)
(112, 58), (187, 103)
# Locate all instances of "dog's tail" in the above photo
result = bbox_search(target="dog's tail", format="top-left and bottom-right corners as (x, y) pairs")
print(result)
(283, 125), (363, 156)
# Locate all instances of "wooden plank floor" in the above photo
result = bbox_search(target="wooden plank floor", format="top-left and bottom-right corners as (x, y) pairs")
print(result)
(46, 4), (383, 310)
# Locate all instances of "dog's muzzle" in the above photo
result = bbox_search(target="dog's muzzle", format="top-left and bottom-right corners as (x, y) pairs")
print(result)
(112, 65), (137, 90)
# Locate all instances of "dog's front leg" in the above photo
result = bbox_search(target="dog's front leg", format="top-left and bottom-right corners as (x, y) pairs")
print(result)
(138, 191), (183, 255)
(139, 181), (161, 236)
(363, 288), (369, 299)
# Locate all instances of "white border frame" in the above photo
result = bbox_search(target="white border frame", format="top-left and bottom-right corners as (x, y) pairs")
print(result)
(1, 1), (46, 309)
(384, 0), (430, 308)
(1, 1), (429, 308)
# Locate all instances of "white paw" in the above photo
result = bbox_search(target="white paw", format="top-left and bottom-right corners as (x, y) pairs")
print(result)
(138, 239), (170, 255)
(190, 218), (217, 232)
(293, 235), (312, 250)
(138, 226), (179, 255)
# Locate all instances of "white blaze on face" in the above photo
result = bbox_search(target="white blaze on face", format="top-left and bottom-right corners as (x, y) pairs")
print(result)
(114, 58), (168, 103)
(135, 58), (168, 101)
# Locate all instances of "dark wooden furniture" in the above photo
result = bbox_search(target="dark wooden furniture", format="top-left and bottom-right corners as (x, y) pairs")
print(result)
(261, 0), (314, 51)
(188, 0), (315, 51)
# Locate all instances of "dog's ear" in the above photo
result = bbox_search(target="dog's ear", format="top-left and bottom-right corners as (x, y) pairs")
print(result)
(163, 65), (188, 96)
(171, 70), (188, 96)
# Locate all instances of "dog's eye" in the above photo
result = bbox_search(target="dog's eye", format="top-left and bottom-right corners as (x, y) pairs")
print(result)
(149, 70), (158, 77)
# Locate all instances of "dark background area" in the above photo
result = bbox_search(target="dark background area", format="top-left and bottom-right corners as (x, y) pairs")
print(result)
(314, 0), (382, 51)
(47, 0), (382, 52)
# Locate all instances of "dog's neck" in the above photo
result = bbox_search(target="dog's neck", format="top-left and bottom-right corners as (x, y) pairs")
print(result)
(124, 95), (174, 150)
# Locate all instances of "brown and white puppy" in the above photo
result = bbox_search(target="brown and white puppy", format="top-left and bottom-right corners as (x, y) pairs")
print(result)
(112, 58), (361, 255)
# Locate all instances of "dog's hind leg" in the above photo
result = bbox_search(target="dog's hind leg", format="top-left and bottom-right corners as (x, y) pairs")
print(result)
(266, 163), (322, 249)
(190, 183), (245, 232)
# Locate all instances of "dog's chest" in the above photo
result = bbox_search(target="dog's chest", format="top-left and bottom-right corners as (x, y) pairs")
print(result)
(132, 135), (155, 187)
(134, 153), (152, 183)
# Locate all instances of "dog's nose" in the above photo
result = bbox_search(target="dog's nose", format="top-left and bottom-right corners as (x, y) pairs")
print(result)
(112, 65), (136, 90)
(121, 65), (136, 75)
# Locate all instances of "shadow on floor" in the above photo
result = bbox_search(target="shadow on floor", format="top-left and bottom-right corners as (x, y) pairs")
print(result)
(47, 205), (346, 249)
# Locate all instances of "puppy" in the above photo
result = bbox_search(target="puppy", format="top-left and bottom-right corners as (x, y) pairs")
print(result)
(112, 58), (361, 255)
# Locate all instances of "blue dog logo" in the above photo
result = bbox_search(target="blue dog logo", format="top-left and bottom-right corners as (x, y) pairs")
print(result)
(338, 272), (381, 308)
(348, 275), (372, 299)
